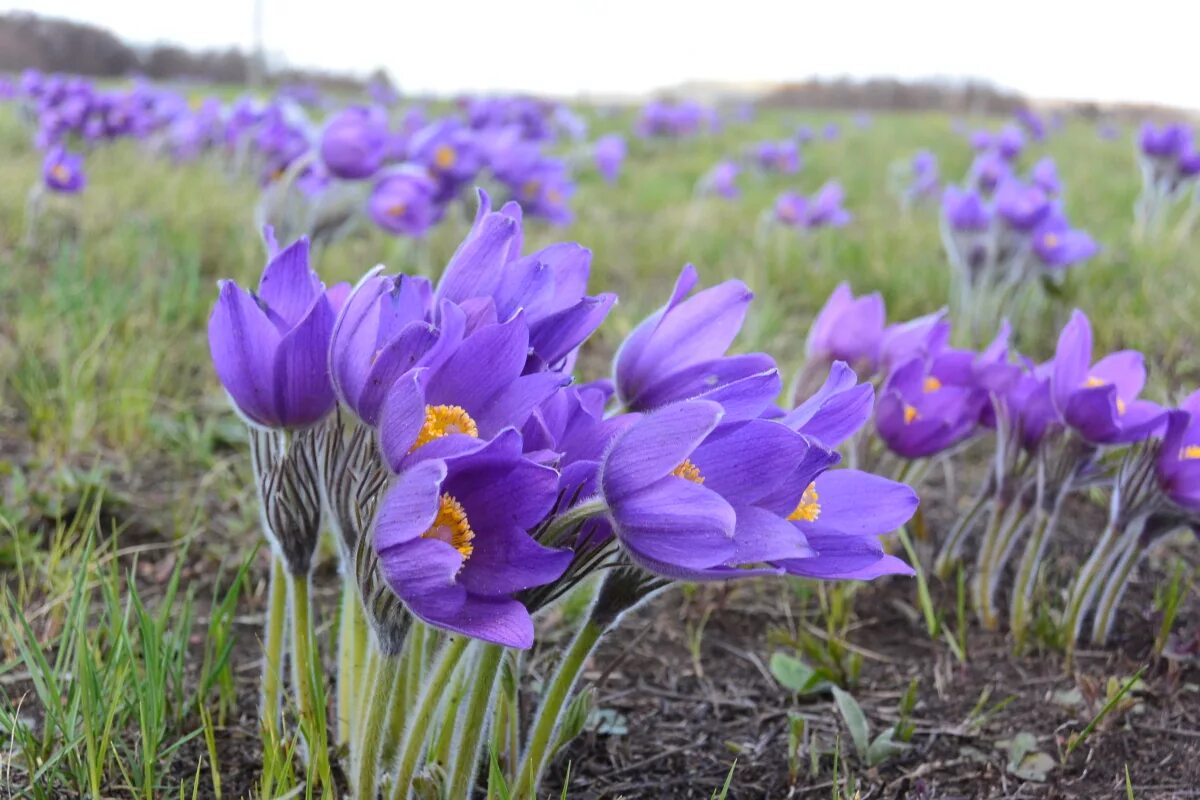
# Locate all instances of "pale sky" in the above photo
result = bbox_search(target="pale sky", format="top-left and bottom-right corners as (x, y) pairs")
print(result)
(8, 0), (1199, 108)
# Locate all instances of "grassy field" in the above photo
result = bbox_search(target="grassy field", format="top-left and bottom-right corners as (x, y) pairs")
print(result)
(0, 101), (1198, 798)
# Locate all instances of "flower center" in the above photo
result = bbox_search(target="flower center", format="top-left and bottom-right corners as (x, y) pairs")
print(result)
(422, 494), (474, 562)
(787, 482), (821, 522)
(1085, 376), (1126, 414)
(1043, 232), (1059, 248)
(434, 144), (457, 170)
(923, 376), (942, 393)
(903, 404), (919, 424)
(671, 459), (704, 484)
(412, 405), (479, 450)
(1183, 445), (1200, 460)
(386, 202), (408, 218)
(51, 164), (71, 183)
(521, 179), (541, 199)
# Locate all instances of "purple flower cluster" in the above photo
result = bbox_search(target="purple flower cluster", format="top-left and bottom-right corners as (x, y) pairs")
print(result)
(774, 181), (851, 230)
(753, 140), (801, 174)
(208, 193), (919, 649)
(636, 100), (713, 138)
(1135, 122), (1200, 230)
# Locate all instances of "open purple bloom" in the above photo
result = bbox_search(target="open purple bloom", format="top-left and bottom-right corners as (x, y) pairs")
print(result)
(701, 160), (741, 199)
(942, 186), (991, 232)
(970, 151), (1011, 193)
(367, 166), (443, 237)
(593, 134), (626, 183)
(1156, 392), (1200, 511)
(408, 119), (485, 191)
(1032, 211), (1098, 270)
(42, 146), (86, 193)
(377, 313), (569, 472)
(1051, 310), (1166, 444)
(996, 124), (1025, 161)
(1030, 157), (1062, 196)
(805, 283), (886, 374)
(373, 432), (572, 649)
(994, 179), (1051, 232)
(776, 182), (850, 229)
(876, 356), (985, 458)
(319, 105), (389, 180)
(208, 235), (347, 429)
(613, 265), (777, 419)
(754, 140), (801, 174)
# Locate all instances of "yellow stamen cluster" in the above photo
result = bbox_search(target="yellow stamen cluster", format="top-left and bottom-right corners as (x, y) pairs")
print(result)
(521, 179), (541, 199)
(903, 404), (920, 424)
(671, 459), (704, 484)
(386, 202), (408, 218)
(412, 405), (479, 451)
(422, 494), (475, 561)
(787, 482), (821, 522)
(50, 164), (71, 183)
(1043, 232), (1059, 249)
(434, 144), (457, 170)
(923, 376), (942, 393)
(1183, 445), (1200, 460)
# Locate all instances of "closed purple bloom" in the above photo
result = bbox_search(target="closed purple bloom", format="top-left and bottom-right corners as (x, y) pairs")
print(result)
(613, 265), (778, 419)
(593, 134), (626, 182)
(374, 433), (572, 649)
(1156, 393), (1200, 511)
(994, 180), (1051, 232)
(1051, 310), (1166, 444)
(1139, 122), (1190, 159)
(969, 130), (994, 151)
(319, 105), (389, 180)
(776, 182), (850, 229)
(1029, 157), (1061, 196)
(754, 140), (801, 174)
(208, 235), (347, 429)
(942, 186), (992, 232)
(805, 283), (886, 374)
(702, 160), (741, 199)
(875, 357), (985, 458)
(42, 146), (85, 193)
(1016, 109), (1046, 141)
(970, 151), (1012, 193)
(996, 124), (1025, 160)
(367, 166), (443, 236)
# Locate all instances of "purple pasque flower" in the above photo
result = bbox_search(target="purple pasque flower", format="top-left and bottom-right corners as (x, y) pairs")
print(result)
(996, 124), (1025, 160)
(1139, 122), (1191, 160)
(969, 151), (1011, 193)
(367, 166), (443, 237)
(783, 361), (875, 449)
(319, 105), (389, 179)
(1156, 392), (1200, 511)
(1031, 210), (1098, 270)
(875, 356), (986, 458)
(941, 186), (992, 232)
(878, 309), (951, 374)
(434, 191), (614, 371)
(593, 134), (626, 182)
(373, 432), (572, 649)
(701, 160), (741, 199)
(613, 265), (778, 420)
(994, 179), (1051, 232)
(408, 119), (484, 192)
(1016, 109), (1046, 141)
(775, 182), (851, 229)
(42, 146), (86, 193)
(1030, 157), (1062, 196)
(908, 150), (940, 199)
(208, 234), (347, 429)
(969, 130), (993, 151)
(376, 313), (569, 472)
(597, 400), (816, 580)
(754, 140), (801, 174)
(512, 159), (576, 225)
(805, 283), (886, 374)
(1051, 310), (1166, 444)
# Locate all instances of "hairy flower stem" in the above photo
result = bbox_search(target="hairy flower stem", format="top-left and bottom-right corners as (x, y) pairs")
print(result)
(355, 654), (401, 800)
(390, 635), (470, 798)
(446, 644), (507, 798)
(336, 578), (365, 749)
(1090, 523), (1146, 645)
(971, 494), (1020, 628)
(289, 571), (331, 787)
(261, 554), (289, 737)
(514, 621), (605, 797)
(431, 658), (472, 767)
(1009, 495), (1065, 647)
(1061, 516), (1122, 657)
(934, 487), (991, 580)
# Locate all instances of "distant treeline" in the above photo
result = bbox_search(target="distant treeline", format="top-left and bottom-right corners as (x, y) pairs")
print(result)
(0, 12), (372, 92)
(761, 78), (1025, 114)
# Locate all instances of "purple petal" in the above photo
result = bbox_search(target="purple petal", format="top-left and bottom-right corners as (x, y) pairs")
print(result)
(804, 470), (919, 537)
(690, 419), (811, 506)
(600, 399), (723, 504)
(271, 294), (337, 428)
(374, 459), (447, 551)
(1053, 310), (1092, 414)
(208, 281), (281, 427)
(257, 237), (319, 328)
(611, 478), (737, 570)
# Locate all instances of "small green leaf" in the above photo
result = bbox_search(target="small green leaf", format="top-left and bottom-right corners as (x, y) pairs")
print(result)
(866, 728), (910, 766)
(769, 652), (829, 695)
(830, 685), (871, 760)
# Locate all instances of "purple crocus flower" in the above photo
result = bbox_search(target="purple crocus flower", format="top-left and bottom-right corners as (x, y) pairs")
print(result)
(42, 146), (86, 193)
(994, 180), (1051, 232)
(805, 283), (886, 374)
(969, 130), (994, 151)
(942, 186), (992, 232)
(1016, 109), (1046, 141)
(970, 151), (1012, 193)
(319, 105), (389, 180)
(1030, 157), (1062, 196)
(996, 124), (1025, 160)
(408, 119), (485, 190)
(776, 182), (851, 229)
(376, 313), (569, 471)
(754, 140), (801, 174)
(367, 166), (443, 237)
(1051, 310), (1166, 444)
(208, 235), (348, 429)
(613, 265), (778, 420)
(593, 134), (626, 183)
(1032, 211), (1098, 270)
(1156, 392), (1200, 511)
(1139, 123), (1190, 160)
(373, 433), (572, 648)
(878, 309), (951, 374)
(702, 160), (741, 199)
(597, 400), (817, 580)
(783, 361), (876, 449)
(875, 356), (985, 458)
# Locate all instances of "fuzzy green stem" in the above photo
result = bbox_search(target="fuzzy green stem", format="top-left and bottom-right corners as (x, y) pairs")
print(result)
(289, 571), (331, 787)
(446, 644), (507, 798)
(515, 621), (604, 797)
(389, 635), (470, 798)
(431, 656), (472, 768)
(1062, 516), (1121, 657)
(1090, 536), (1142, 646)
(356, 654), (401, 800)
(336, 579), (364, 750)
(971, 496), (1021, 629)
(934, 488), (990, 580)
(1009, 499), (1062, 646)
(379, 623), (425, 770)
(351, 648), (380, 781)
(260, 554), (288, 737)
